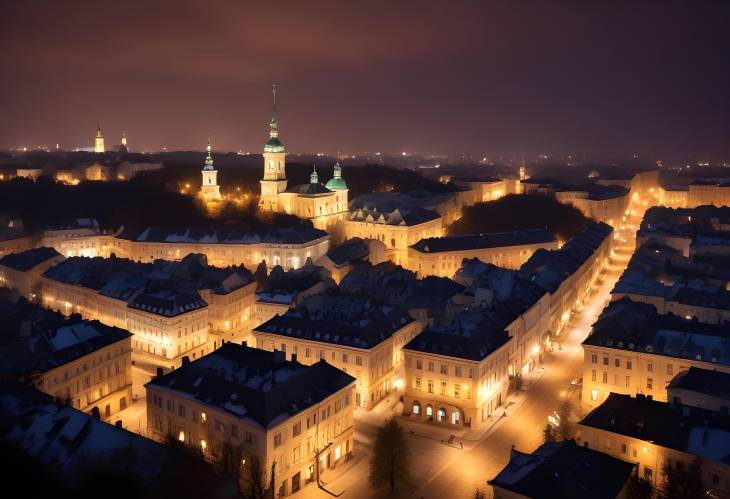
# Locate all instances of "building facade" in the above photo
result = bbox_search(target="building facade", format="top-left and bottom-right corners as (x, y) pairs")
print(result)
(146, 344), (356, 497)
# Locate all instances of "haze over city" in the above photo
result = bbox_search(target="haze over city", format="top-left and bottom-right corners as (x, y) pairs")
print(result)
(1, 0), (729, 159)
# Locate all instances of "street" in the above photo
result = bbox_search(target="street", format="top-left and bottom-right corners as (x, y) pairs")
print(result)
(296, 203), (644, 499)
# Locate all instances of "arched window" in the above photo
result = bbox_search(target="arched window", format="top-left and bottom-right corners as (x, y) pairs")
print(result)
(452, 411), (460, 425)
(412, 401), (421, 415)
(268, 160), (273, 171)
(437, 408), (446, 422)
(426, 405), (433, 418)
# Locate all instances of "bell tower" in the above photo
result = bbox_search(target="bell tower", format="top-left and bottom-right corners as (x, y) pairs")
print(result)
(94, 126), (105, 153)
(260, 84), (287, 198)
(201, 137), (221, 201)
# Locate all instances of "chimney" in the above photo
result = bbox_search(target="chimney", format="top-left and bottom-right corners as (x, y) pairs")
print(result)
(115, 420), (123, 428)
(91, 406), (100, 419)
(156, 367), (164, 378)
(291, 353), (298, 363)
(273, 350), (285, 365)
(182, 356), (190, 366)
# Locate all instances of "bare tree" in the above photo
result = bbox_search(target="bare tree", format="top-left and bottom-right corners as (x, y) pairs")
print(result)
(369, 419), (413, 495)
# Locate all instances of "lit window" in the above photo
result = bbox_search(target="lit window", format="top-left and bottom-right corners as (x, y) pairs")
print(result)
(591, 389), (599, 401)
(200, 439), (207, 450)
(178, 431), (185, 442)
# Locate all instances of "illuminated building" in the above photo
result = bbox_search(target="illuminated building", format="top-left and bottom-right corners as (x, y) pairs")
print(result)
(406, 228), (558, 278)
(0, 298), (133, 417)
(146, 343), (355, 496)
(344, 201), (443, 266)
(252, 293), (422, 409)
(94, 126), (105, 153)
(119, 132), (128, 153)
(0, 247), (64, 300)
(258, 86), (349, 232)
(581, 298), (730, 411)
(200, 137), (222, 202)
(41, 254), (256, 366)
(577, 393), (730, 496)
(97, 225), (330, 270)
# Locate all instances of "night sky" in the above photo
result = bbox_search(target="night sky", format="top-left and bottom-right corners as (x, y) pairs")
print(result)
(1, 1), (728, 159)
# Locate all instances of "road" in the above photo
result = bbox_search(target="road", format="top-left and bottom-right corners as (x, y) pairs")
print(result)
(297, 204), (644, 499)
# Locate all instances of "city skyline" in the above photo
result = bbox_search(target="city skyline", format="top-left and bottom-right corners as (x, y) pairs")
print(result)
(1, 1), (729, 159)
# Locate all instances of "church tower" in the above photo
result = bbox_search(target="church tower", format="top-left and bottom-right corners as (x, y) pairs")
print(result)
(260, 84), (287, 198)
(201, 138), (222, 201)
(94, 126), (105, 153)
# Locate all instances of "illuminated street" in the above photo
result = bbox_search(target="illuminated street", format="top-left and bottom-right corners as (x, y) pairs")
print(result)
(297, 205), (643, 499)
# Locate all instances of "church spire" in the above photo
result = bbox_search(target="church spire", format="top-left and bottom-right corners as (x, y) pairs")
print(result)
(203, 137), (214, 171)
(269, 83), (278, 139)
(310, 164), (318, 184)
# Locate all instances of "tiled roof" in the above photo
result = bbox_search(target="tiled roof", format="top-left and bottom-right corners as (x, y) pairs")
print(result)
(146, 343), (355, 429)
(488, 440), (636, 499)
(411, 228), (556, 253)
(0, 247), (61, 271)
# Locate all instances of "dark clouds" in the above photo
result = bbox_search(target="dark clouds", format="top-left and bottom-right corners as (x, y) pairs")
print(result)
(1, 0), (728, 159)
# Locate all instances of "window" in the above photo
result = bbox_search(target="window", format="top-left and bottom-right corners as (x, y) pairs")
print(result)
(591, 389), (599, 401)
(356, 356), (363, 366)
(625, 376), (631, 388)
(273, 433), (282, 448)
(647, 378), (653, 390)
(602, 371), (608, 384)
(603, 356), (609, 366)
(647, 362), (653, 373)
(440, 364), (448, 375)
(427, 362), (434, 372)
(416, 359), (422, 370)
(614, 358), (620, 367)
(626, 360), (632, 370)
(231, 425), (239, 439)
(621, 443), (627, 454)
(454, 367), (462, 377)
(454, 384), (460, 398)
(415, 377), (421, 390)
(293, 445), (301, 464)
(591, 369), (597, 382)
(201, 412), (207, 423)
(412, 402), (420, 415)
(427, 380), (434, 393)
(441, 382), (447, 396)
(437, 408), (446, 422)
(292, 422), (301, 437)
(666, 364), (673, 376)
(591, 354), (597, 364)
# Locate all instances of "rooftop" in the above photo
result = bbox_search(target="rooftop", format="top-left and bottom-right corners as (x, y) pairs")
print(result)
(146, 343), (355, 429)
(411, 228), (556, 253)
(325, 238), (370, 267)
(583, 297), (730, 366)
(667, 366), (730, 402)
(579, 393), (730, 462)
(519, 222), (613, 294)
(116, 224), (329, 246)
(255, 293), (414, 350)
(0, 319), (131, 376)
(488, 440), (636, 499)
(0, 381), (169, 486)
(0, 247), (61, 271)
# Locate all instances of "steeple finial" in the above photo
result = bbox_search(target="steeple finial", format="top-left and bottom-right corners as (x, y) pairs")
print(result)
(204, 137), (214, 171)
(269, 83), (278, 138)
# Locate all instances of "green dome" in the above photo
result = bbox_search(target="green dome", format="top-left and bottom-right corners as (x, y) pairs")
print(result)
(264, 136), (285, 153)
(325, 177), (348, 190)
